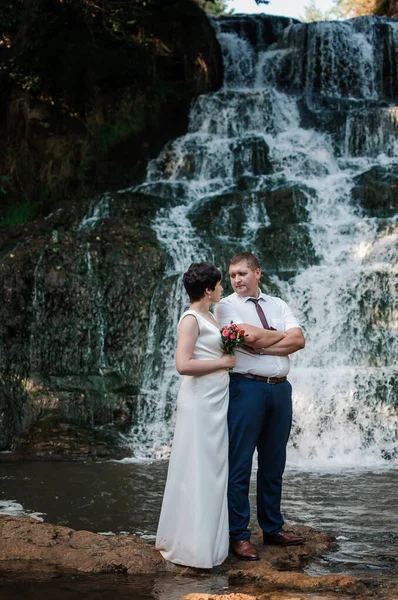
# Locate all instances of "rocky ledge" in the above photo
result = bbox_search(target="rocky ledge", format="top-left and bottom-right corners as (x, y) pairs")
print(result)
(0, 515), (373, 599)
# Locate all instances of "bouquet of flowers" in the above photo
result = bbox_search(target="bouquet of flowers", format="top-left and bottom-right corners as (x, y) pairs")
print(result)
(220, 322), (247, 355)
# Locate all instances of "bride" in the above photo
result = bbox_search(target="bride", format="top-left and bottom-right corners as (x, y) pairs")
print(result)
(156, 262), (235, 568)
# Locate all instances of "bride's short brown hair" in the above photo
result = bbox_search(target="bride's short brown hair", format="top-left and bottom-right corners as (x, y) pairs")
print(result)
(183, 262), (221, 302)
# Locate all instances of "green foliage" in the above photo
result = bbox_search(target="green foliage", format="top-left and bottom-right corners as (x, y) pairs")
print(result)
(0, 0), (156, 114)
(205, 0), (269, 14)
(0, 1), (24, 88)
(5, 58), (41, 92)
(0, 202), (38, 228)
(0, 175), (10, 196)
(79, 111), (146, 178)
(95, 121), (140, 155)
(205, 0), (229, 15)
(0, 0), (23, 35)
(0, 0), (222, 215)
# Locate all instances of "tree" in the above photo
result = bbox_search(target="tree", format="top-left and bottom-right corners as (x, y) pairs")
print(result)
(374, 0), (398, 16)
(205, 0), (229, 15)
(332, 0), (378, 17)
(301, 0), (333, 21)
(204, 0), (269, 16)
(300, 0), (395, 21)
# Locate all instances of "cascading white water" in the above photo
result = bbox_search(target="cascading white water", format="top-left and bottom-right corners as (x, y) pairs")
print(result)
(78, 195), (110, 231)
(128, 14), (398, 467)
(85, 244), (108, 373)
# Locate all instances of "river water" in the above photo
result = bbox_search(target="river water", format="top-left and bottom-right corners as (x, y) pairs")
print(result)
(0, 459), (397, 598)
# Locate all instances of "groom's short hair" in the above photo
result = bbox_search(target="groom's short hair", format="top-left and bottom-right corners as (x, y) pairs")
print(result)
(183, 262), (221, 302)
(229, 252), (260, 271)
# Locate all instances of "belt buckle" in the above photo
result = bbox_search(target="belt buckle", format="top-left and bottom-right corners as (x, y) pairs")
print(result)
(266, 376), (273, 384)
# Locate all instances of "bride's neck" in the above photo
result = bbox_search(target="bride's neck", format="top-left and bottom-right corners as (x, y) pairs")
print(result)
(190, 298), (211, 315)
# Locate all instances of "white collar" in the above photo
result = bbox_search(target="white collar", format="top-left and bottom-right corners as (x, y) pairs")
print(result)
(237, 289), (268, 303)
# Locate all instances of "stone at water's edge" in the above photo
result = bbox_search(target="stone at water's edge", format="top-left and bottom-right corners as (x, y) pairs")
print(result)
(0, 514), (165, 575)
(8, 416), (132, 461)
(183, 595), (315, 600)
(0, 515), (370, 598)
(184, 595), (257, 600)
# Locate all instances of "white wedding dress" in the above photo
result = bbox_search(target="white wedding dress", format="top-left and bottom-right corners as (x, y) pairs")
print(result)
(156, 310), (229, 568)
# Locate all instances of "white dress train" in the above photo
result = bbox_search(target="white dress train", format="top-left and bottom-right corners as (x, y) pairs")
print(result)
(156, 310), (229, 568)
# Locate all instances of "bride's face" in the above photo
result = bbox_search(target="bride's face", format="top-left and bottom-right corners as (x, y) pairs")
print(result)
(229, 261), (260, 297)
(209, 280), (223, 303)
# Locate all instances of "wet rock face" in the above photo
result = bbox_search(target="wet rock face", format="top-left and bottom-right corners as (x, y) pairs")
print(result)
(189, 185), (316, 282)
(0, 192), (167, 451)
(256, 224), (317, 274)
(0, 0), (225, 452)
(216, 14), (300, 52)
(351, 165), (398, 217)
(14, 416), (132, 461)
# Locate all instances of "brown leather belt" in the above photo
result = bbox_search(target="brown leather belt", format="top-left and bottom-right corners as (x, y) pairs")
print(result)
(233, 373), (287, 385)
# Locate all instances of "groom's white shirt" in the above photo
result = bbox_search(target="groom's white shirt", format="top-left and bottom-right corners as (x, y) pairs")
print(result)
(215, 291), (301, 378)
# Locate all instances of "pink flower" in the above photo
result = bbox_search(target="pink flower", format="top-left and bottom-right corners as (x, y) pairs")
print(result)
(239, 329), (245, 336)
(229, 333), (237, 340)
(222, 329), (229, 337)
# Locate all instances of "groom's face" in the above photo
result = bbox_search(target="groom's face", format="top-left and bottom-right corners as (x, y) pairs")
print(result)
(229, 261), (261, 298)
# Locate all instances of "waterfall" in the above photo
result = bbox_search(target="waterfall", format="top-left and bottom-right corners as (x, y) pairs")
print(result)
(127, 14), (398, 467)
(85, 244), (108, 374)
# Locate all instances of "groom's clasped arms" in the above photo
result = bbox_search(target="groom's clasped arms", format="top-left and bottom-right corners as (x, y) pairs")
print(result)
(156, 252), (306, 568)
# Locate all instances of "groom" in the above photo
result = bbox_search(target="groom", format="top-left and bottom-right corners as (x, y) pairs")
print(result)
(215, 252), (306, 561)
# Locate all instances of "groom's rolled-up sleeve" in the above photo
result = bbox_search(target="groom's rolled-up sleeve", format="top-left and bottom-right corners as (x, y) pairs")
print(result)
(277, 298), (301, 331)
(215, 299), (241, 328)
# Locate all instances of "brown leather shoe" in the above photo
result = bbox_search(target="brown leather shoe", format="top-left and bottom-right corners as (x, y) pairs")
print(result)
(230, 539), (260, 561)
(263, 530), (305, 546)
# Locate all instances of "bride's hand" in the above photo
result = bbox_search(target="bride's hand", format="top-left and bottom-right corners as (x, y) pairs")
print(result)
(221, 353), (236, 370)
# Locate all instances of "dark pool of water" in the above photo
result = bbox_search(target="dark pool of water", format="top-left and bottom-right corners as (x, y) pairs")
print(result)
(0, 571), (236, 600)
(0, 570), (350, 600)
(0, 460), (397, 598)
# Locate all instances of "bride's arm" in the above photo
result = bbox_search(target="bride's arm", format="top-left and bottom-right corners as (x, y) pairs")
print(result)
(176, 315), (235, 375)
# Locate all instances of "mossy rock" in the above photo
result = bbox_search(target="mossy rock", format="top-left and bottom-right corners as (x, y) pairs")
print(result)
(258, 186), (309, 226)
(15, 414), (133, 460)
(256, 224), (318, 273)
(187, 185), (314, 290)
(351, 165), (398, 217)
(232, 136), (273, 178)
(0, 189), (167, 447)
(189, 185), (310, 235)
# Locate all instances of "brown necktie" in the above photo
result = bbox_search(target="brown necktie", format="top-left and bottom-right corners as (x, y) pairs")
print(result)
(249, 298), (275, 330)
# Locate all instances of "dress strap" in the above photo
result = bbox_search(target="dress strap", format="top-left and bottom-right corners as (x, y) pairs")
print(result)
(178, 310), (201, 331)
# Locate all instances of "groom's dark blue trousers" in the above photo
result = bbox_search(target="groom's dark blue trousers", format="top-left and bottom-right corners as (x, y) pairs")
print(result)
(228, 374), (293, 540)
